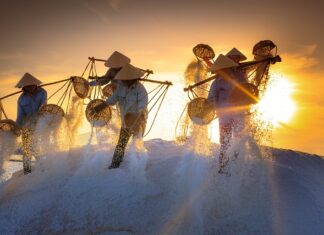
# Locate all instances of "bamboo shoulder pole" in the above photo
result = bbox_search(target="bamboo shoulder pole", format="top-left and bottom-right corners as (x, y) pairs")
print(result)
(88, 57), (106, 63)
(139, 78), (172, 86)
(88, 57), (154, 74)
(40, 77), (72, 88)
(0, 90), (23, 101)
(183, 55), (281, 92)
(0, 77), (73, 101)
(87, 76), (172, 85)
(183, 75), (216, 92)
(239, 55), (281, 69)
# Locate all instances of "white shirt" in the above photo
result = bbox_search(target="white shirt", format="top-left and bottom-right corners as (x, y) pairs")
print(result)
(107, 81), (148, 127)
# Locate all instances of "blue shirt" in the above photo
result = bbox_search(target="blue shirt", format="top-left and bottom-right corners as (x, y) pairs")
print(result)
(16, 87), (47, 127)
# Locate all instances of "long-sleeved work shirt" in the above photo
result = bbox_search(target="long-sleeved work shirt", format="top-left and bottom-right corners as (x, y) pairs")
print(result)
(208, 68), (246, 124)
(107, 81), (148, 127)
(16, 87), (47, 127)
(89, 68), (121, 86)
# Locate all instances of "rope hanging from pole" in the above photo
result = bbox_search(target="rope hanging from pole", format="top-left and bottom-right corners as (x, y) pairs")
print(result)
(0, 101), (8, 120)
(84, 55), (173, 134)
(123, 82), (171, 137)
(183, 55), (281, 103)
(40, 75), (90, 118)
(0, 77), (76, 126)
(144, 85), (169, 137)
(121, 80), (172, 137)
(182, 41), (281, 127)
(174, 103), (189, 142)
(88, 56), (154, 77)
(0, 77), (76, 136)
(0, 77), (73, 102)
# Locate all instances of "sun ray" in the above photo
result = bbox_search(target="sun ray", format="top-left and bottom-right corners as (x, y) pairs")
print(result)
(253, 73), (296, 127)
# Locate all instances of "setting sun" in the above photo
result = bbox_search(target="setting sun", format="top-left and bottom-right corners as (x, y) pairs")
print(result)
(254, 73), (296, 126)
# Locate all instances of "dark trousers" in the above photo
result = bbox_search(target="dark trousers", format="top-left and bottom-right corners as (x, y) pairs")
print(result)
(110, 128), (132, 168)
(219, 122), (233, 168)
(22, 128), (33, 174)
(219, 123), (233, 154)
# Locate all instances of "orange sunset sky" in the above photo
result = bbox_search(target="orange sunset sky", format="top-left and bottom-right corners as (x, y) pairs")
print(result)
(0, 0), (324, 155)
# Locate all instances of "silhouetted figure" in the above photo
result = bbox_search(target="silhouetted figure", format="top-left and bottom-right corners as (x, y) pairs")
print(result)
(16, 73), (47, 174)
(96, 64), (148, 169)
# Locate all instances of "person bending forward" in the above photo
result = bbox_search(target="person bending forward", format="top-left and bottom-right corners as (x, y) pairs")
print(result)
(16, 73), (47, 174)
(105, 64), (148, 169)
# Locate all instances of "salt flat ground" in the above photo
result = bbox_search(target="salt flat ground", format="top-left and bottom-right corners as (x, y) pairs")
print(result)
(0, 139), (324, 235)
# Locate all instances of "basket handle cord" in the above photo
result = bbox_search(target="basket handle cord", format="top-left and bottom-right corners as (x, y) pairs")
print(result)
(0, 100), (8, 119)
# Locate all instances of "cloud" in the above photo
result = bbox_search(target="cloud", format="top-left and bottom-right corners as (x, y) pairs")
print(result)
(0, 52), (34, 61)
(108, 0), (121, 11)
(1, 76), (18, 86)
(82, 2), (110, 23)
(281, 53), (319, 70)
(295, 44), (317, 56)
(279, 44), (320, 73)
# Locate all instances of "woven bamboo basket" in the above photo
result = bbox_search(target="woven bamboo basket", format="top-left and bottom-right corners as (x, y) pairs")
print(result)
(0, 119), (22, 137)
(193, 44), (215, 60)
(253, 40), (277, 57)
(102, 84), (116, 98)
(39, 104), (65, 117)
(72, 76), (90, 99)
(188, 97), (215, 125)
(85, 99), (112, 127)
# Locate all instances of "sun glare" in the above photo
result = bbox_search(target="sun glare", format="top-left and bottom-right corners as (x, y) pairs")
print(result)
(254, 73), (296, 127)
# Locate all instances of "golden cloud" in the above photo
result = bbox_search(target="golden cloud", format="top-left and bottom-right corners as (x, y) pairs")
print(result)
(278, 44), (320, 74)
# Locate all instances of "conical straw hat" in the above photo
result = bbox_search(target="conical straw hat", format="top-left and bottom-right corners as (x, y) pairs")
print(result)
(15, 73), (42, 88)
(209, 54), (239, 73)
(104, 51), (131, 68)
(226, 48), (247, 61)
(114, 63), (145, 80)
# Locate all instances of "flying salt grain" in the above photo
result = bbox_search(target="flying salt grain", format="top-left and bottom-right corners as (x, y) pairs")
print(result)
(127, 138), (149, 183)
(0, 131), (18, 177)
(66, 96), (84, 147)
(180, 60), (212, 156)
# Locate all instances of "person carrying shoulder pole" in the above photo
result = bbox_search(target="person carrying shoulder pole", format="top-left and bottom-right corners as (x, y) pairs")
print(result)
(207, 54), (242, 174)
(225, 48), (249, 139)
(15, 73), (47, 174)
(89, 51), (130, 88)
(95, 63), (148, 169)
